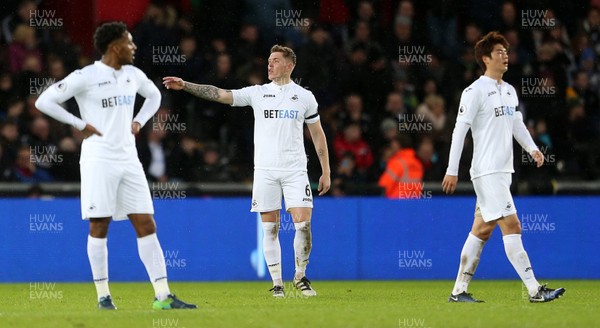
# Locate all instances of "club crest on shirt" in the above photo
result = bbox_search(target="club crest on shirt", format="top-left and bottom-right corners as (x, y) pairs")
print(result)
(458, 105), (466, 115)
(291, 94), (298, 101)
(55, 82), (66, 92)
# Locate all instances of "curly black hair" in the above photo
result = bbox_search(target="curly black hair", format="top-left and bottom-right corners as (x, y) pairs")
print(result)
(93, 21), (128, 54)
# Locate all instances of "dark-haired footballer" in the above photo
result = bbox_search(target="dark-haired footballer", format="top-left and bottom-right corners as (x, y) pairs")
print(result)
(442, 31), (565, 303)
(35, 22), (196, 310)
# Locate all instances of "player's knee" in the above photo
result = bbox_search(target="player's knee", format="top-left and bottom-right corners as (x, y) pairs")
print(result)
(89, 218), (109, 238)
(289, 208), (312, 223)
(504, 221), (522, 234)
(131, 215), (156, 237)
(471, 226), (493, 241)
(138, 221), (156, 237)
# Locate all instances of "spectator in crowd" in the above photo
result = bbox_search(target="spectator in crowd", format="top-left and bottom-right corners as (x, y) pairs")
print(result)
(333, 123), (373, 176)
(197, 142), (231, 182)
(416, 136), (443, 181)
(0, 142), (11, 180)
(0, 119), (22, 164)
(167, 134), (202, 182)
(379, 118), (399, 146)
(391, 75), (419, 112)
(331, 151), (364, 196)
(167, 34), (204, 129)
(416, 94), (447, 137)
(386, 15), (415, 65)
(9, 24), (43, 74)
(337, 94), (373, 140)
(567, 70), (600, 127)
(425, 0), (460, 58)
(578, 6), (600, 58)
(3, 98), (25, 125)
(417, 77), (440, 102)
(138, 116), (170, 182)
(0, 0), (598, 187)
(378, 135), (423, 198)
(379, 91), (407, 124)
(233, 24), (265, 75)
(25, 116), (58, 170)
(340, 43), (370, 97)
(200, 52), (243, 141)
(462, 22), (483, 51)
(1, 0), (37, 44)
(133, 2), (178, 79)
(52, 136), (80, 181)
(393, 0), (426, 42)
(496, 1), (534, 53)
(42, 30), (80, 72)
(346, 20), (383, 63)
(12, 145), (53, 183)
(0, 71), (16, 111)
(559, 100), (599, 179)
(297, 24), (337, 106)
(350, 0), (381, 40)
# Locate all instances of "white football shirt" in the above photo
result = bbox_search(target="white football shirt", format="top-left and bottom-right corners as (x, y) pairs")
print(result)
(36, 61), (161, 163)
(457, 75), (520, 179)
(231, 81), (319, 171)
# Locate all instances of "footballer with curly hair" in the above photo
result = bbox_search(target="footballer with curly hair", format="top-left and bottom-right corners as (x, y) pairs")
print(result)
(35, 21), (196, 310)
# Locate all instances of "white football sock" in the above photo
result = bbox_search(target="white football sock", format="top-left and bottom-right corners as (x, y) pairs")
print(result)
(503, 234), (540, 296)
(262, 222), (282, 286)
(452, 233), (485, 295)
(87, 235), (111, 301)
(293, 221), (312, 279)
(137, 233), (171, 301)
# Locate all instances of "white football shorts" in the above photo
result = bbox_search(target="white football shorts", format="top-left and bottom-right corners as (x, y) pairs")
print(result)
(80, 160), (154, 220)
(472, 172), (516, 222)
(251, 169), (313, 212)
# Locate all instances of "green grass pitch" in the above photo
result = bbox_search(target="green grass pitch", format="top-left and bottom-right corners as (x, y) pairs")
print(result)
(0, 280), (596, 328)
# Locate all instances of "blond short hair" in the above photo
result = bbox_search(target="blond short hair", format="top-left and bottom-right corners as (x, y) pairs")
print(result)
(271, 45), (296, 65)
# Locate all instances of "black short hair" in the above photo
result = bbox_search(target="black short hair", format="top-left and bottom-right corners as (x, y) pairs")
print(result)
(94, 22), (127, 54)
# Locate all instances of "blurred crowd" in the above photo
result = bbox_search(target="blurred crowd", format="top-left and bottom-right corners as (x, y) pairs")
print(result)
(1, 0), (599, 196)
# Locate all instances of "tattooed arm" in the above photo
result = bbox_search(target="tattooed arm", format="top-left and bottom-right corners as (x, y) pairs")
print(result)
(307, 120), (331, 195)
(162, 76), (233, 105)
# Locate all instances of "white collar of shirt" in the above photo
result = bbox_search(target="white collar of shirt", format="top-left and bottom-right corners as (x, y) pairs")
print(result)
(268, 81), (296, 92)
(480, 75), (505, 88)
(94, 61), (124, 77)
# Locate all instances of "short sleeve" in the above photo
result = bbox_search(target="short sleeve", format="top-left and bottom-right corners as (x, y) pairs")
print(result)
(304, 92), (319, 124)
(456, 86), (480, 125)
(231, 86), (257, 107)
